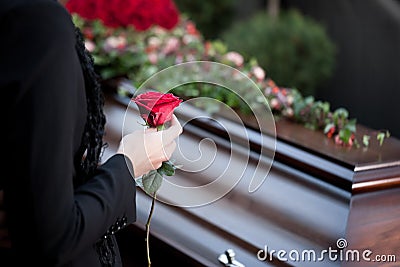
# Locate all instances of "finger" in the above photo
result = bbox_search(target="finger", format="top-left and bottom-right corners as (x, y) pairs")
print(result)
(152, 161), (163, 170)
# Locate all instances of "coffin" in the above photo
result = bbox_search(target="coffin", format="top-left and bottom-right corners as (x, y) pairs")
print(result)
(101, 83), (400, 267)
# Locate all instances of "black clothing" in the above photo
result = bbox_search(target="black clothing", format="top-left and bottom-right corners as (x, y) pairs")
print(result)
(0, 0), (136, 266)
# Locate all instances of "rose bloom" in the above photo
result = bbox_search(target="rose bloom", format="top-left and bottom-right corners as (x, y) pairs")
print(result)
(224, 51), (244, 67)
(103, 36), (127, 52)
(148, 36), (162, 50)
(252, 66), (266, 81)
(147, 52), (158, 65)
(162, 37), (180, 55)
(133, 91), (182, 128)
(186, 21), (199, 36)
(270, 98), (281, 110)
(84, 40), (96, 52)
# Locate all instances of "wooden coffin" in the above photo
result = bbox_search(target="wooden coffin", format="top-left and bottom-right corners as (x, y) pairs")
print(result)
(102, 87), (400, 267)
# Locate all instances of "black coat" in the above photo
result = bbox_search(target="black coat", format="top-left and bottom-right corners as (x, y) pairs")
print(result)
(0, 0), (136, 266)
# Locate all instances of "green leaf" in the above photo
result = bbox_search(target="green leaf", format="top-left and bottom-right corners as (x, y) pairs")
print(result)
(339, 128), (352, 143)
(353, 139), (360, 149)
(157, 124), (165, 131)
(345, 119), (357, 133)
(377, 132), (386, 146)
(135, 177), (143, 188)
(363, 135), (370, 147)
(142, 170), (163, 195)
(324, 123), (335, 134)
(333, 108), (349, 119)
(157, 161), (176, 176)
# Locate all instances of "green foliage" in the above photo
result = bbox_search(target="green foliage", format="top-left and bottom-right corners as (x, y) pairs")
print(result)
(174, 0), (235, 39)
(137, 161), (176, 196)
(221, 9), (336, 96)
(377, 131), (391, 146)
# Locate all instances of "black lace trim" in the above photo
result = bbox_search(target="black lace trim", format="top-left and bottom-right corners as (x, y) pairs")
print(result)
(95, 234), (116, 267)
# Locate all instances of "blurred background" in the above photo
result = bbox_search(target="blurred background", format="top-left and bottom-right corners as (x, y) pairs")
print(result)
(173, 0), (400, 139)
(67, 0), (400, 140)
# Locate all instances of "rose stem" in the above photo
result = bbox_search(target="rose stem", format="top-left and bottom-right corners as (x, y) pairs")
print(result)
(145, 193), (156, 267)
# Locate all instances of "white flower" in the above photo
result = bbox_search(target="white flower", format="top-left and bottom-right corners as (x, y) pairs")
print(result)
(286, 95), (294, 105)
(148, 36), (161, 49)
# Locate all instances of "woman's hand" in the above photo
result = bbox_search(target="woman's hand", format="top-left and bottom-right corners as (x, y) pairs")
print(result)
(118, 115), (183, 178)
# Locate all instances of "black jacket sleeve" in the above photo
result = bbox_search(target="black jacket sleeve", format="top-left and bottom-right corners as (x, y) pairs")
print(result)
(0, 1), (136, 265)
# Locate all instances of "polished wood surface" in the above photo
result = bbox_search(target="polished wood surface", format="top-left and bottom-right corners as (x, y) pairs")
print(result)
(344, 186), (400, 267)
(221, 107), (400, 193)
(103, 92), (400, 267)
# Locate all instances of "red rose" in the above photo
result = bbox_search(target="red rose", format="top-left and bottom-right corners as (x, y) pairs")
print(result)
(153, 0), (180, 30)
(133, 91), (182, 128)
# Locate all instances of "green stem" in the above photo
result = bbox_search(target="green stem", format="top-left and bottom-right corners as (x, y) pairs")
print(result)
(145, 193), (156, 267)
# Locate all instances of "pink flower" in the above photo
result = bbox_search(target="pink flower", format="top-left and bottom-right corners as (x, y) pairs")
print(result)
(147, 52), (159, 65)
(283, 107), (294, 118)
(224, 51), (244, 67)
(162, 37), (180, 55)
(334, 134), (343, 145)
(252, 66), (266, 81)
(103, 36), (127, 52)
(84, 40), (96, 52)
(270, 98), (280, 110)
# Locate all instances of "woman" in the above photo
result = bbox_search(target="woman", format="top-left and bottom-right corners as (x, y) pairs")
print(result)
(0, 0), (182, 266)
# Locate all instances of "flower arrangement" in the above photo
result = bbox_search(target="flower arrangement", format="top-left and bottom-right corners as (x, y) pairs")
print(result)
(66, 5), (390, 148)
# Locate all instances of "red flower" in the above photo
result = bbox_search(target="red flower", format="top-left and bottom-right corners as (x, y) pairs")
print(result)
(153, 0), (180, 30)
(65, 0), (180, 31)
(326, 126), (335, 138)
(133, 91), (182, 128)
(272, 86), (280, 94)
(65, 0), (101, 20)
(186, 21), (199, 36)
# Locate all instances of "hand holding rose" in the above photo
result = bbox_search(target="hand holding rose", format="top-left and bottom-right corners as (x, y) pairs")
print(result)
(117, 115), (182, 178)
(130, 91), (182, 267)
